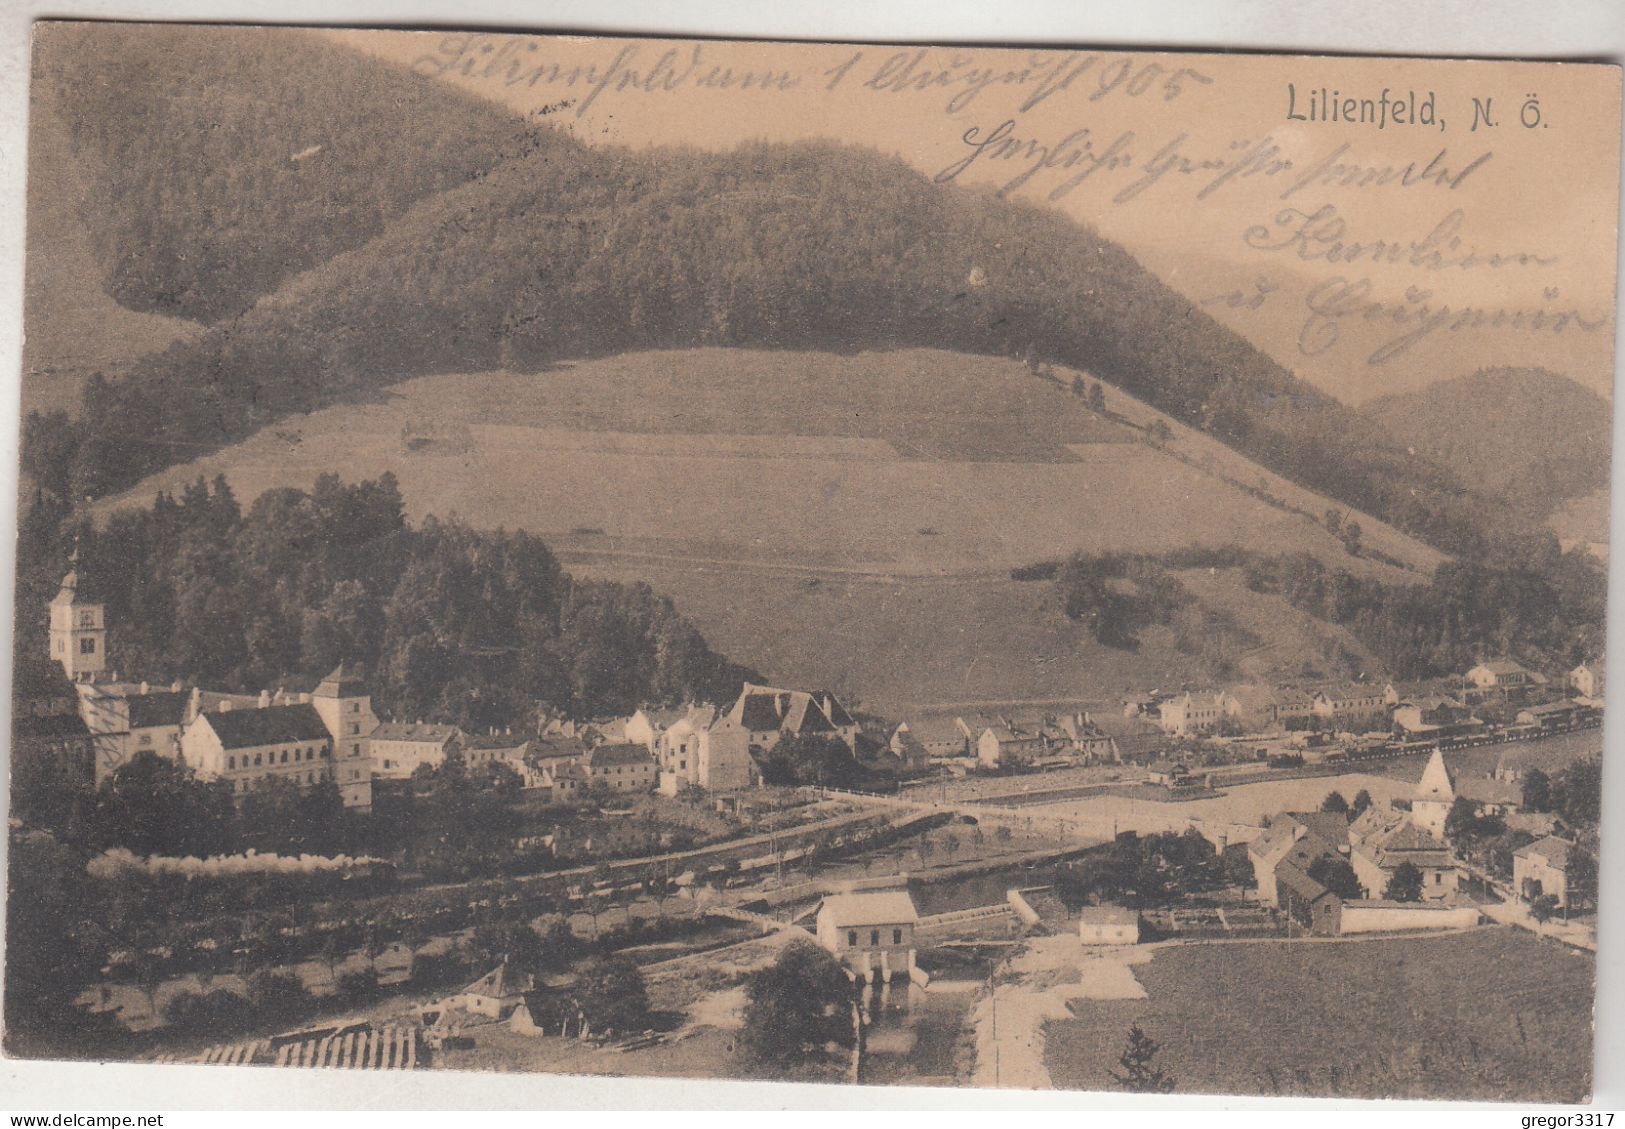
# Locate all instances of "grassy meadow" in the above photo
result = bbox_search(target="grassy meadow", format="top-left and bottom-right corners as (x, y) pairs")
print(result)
(1045, 927), (1595, 1102)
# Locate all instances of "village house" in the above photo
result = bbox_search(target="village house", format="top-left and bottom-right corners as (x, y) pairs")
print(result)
(461, 730), (532, 775)
(1392, 695), (1477, 738)
(1466, 658), (1535, 691)
(1272, 687), (1316, 729)
(1157, 690), (1225, 736)
(1516, 700), (1589, 731)
(976, 722), (1047, 768)
(885, 723), (930, 767)
(1274, 858), (1344, 935)
(1146, 759), (1192, 788)
(581, 742), (657, 794)
(1246, 811), (1354, 908)
(427, 962), (532, 1022)
(815, 889), (920, 982)
(75, 681), (190, 783)
(654, 705), (754, 795)
(1347, 806), (1459, 901)
(181, 701), (337, 798)
(1222, 685), (1281, 732)
(369, 721), (461, 780)
(1077, 904), (1141, 945)
(728, 682), (858, 754)
(1513, 836), (1575, 908)
(1052, 710), (1118, 760)
(623, 706), (692, 754)
(1570, 658), (1605, 702)
(1309, 683), (1388, 730)
(894, 716), (970, 760)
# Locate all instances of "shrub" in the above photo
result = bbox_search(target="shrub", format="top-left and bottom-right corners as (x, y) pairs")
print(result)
(246, 969), (316, 1027)
(337, 967), (381, 1003)
(162, 988), (253, 1039)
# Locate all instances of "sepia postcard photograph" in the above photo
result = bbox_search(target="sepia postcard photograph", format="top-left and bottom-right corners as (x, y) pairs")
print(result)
(2, 17), (1620, 1107)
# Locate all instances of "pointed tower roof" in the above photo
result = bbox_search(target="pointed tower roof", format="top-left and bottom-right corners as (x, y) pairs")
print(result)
(1415, 747), (1455, 803)
(312, 661), (368, 698)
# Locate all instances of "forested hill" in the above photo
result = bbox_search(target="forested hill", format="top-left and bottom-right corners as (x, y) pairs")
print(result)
(29, 27), (1529, 562)
(31, 23), (530, 323)
(15, 475), (757, 728)
(1360, 368), (1613, 519)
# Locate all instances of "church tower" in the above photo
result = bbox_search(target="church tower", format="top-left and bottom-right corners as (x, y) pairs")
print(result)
(1412, 746), (1456, 842)
(48, 559), (106, 681)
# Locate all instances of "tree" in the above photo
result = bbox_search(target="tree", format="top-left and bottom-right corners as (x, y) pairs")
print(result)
(1551, 757), (1601, 828)
(1566, 847), (1599, 913)
(1383, 861), (1425, 903)
(740, 940), (856, 1066)
(573, 954), (650, 1037)
(1521, 769), (1552, 813)
(1320, 791), (1349, 815)
(1109, 1024), (1176, 1093)
(1339, 521), (1363, 557)
(1529, 893), (1560, 925)
(1351, 789), (1373, 817)
(1306, 854), (1363, 900)
(1071, 375), (1085, 396)
(1088, 382), (1107, 413)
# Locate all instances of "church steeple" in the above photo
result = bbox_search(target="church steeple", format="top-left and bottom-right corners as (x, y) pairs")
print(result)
(1412, 747), (1455, 842)
(48, 546), (106, 681)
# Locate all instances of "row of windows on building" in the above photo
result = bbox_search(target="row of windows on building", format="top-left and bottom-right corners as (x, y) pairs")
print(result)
(232, 769), (328, 793)
(227, 746), (330, 770)
(847, 928), (905, 947)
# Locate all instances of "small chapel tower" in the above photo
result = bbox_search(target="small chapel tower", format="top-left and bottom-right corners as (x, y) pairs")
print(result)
(48, 554), (107, 681)
(1412, 746), (1456, 842)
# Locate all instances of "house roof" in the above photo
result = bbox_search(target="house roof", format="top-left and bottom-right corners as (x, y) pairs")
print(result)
(312, 662), (368, 699)
(1274, 860), (1334, 903)
(1519, 701), (1582, 718)
(781, 693), (834, 735)
(371, 721), (460, 744)
(735, 691), (784, 731)
(459, 962), (530, 1000)
(202, 704), (331, 750)
(1284, 810), (1353, 848)
(1224, 684), (1278, 712)
(1514, 836), (1574, 869)
(816, 691), (855, 728)
(1475, 659), (1529, 676)
(127, 691), (189, 730)
(1077, 904), (1139, 925)
(1313, 682), (1383, 704)
(586, 743), (653, 768)
(634, 706), (690, 730)
(819, 890), (919, 927)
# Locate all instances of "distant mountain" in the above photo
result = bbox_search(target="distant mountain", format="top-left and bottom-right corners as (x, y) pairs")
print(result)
(1361, 368), (1612, 517)
(26, 26), (1532, 563)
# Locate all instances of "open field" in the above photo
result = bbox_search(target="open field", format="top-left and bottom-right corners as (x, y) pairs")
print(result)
(1044, 927), (1595, 1101)
(97, 348), (1443, 709)
(1027, 771), (1418, 829)
(101, 348), (1440, 577)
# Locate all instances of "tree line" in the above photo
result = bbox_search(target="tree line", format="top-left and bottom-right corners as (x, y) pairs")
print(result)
(17, 473), (756, 731)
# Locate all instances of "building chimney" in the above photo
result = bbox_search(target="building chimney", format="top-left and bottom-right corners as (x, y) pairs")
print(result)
(140, 681), (150, 695)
